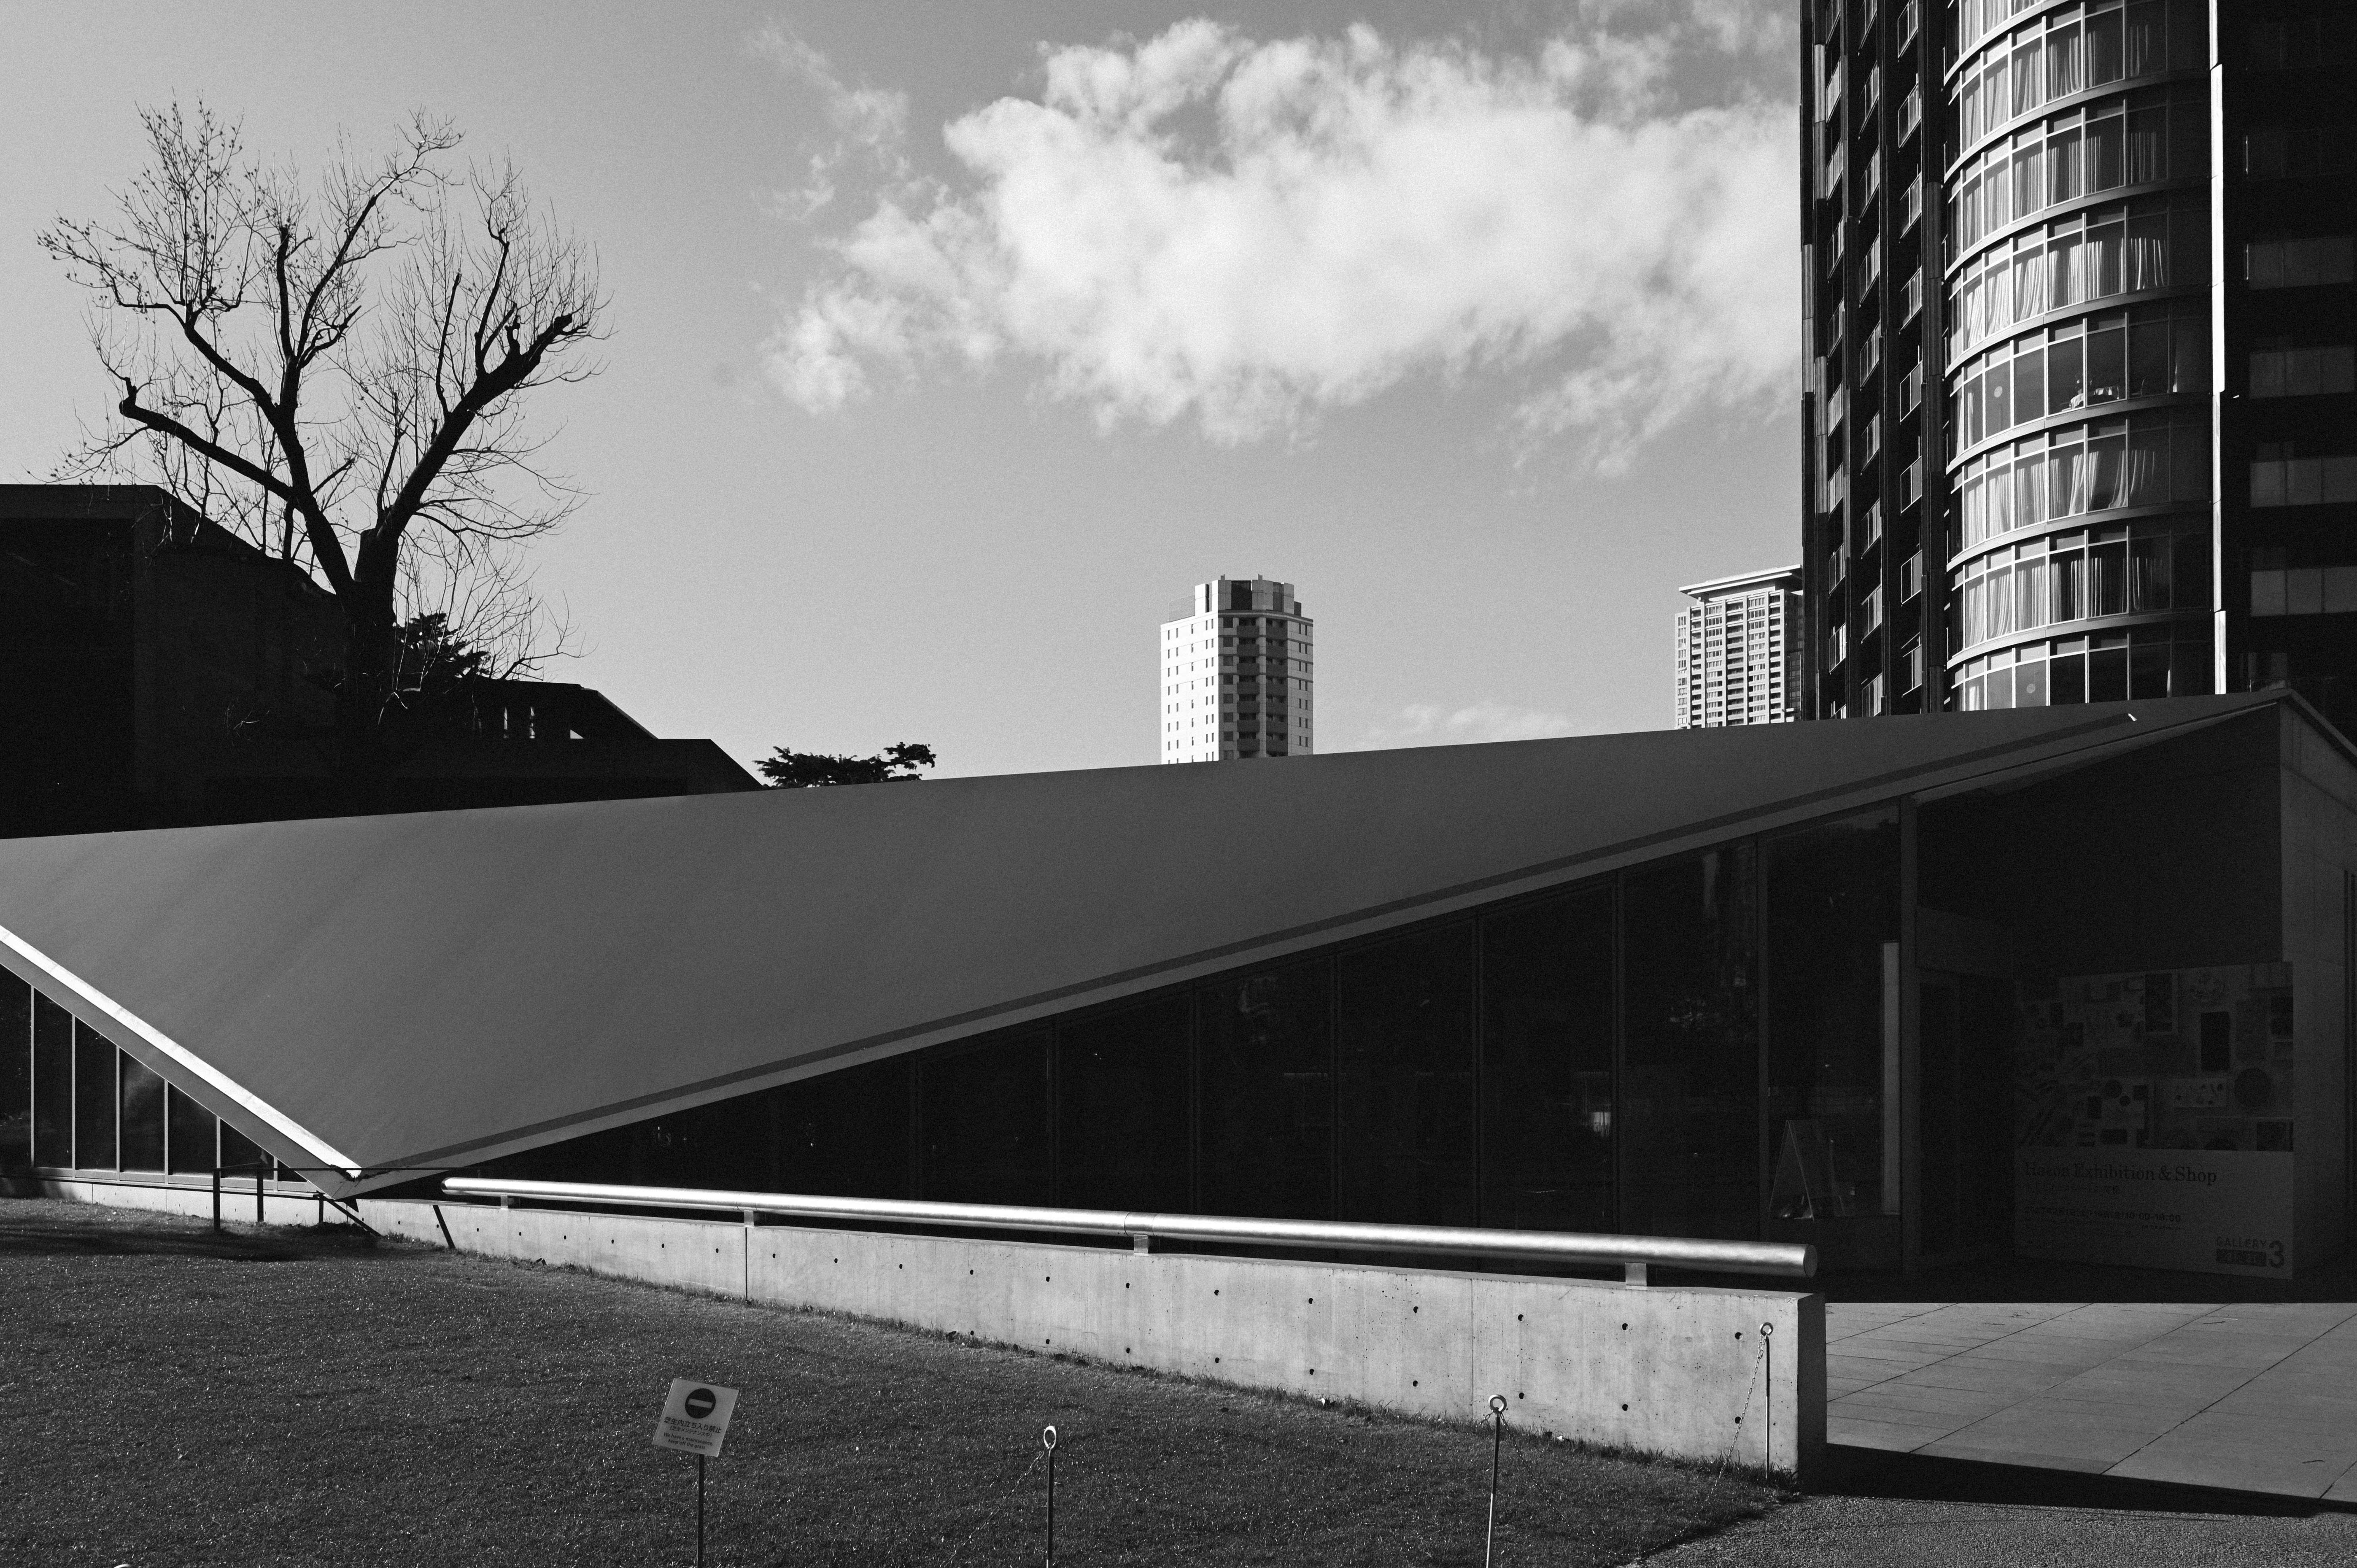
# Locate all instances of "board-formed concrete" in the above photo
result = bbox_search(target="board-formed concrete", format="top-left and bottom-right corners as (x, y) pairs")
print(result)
(357, 1197), (1824, 1482)
(1827, 1300), (2357, 1498)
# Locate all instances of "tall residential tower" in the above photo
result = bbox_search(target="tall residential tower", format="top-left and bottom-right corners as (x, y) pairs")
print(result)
(1160, 578), (1314, 762)
(1800, 0), (2355, 723)
(1674, 566), (1804, 727)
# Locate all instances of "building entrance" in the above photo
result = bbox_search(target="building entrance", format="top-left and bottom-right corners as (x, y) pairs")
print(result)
(1917, 972), (2013, 1264)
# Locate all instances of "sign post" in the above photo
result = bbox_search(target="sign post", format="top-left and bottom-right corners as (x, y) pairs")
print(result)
(653, 1379), (739, 1566)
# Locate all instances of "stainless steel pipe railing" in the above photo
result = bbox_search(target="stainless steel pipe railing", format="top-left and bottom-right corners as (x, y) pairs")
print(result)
(439, 1176), (1815, 1284)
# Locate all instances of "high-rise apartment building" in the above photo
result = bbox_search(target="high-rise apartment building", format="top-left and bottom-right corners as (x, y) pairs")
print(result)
(1799, 0), (2356, 723)
(1674, 566), (1804, 727)
(1159, 578), (1314, 762)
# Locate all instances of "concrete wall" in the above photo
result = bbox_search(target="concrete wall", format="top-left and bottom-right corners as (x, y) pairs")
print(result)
(4, 1172), (344, 1227)
(359, 1197), (1824, 1483)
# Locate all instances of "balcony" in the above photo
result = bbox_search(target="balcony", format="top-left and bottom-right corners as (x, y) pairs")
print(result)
(1825, 621), (1848, 672)
(1860, 326), (1883, 378)
(1826, 386), (1846, 429)
(1900, 363), (1922, 414)
(1822, 60), (1843, 119)
(1901, 456), (1925, 508)
(1822, 145), (1845, 198)
(1858, 237), (1882, 294)
(1901, 178), (1922, 233)
(1902, 268), (1924, 322)
(1862, 414), (1883, 459)
(1896, 0), (1919, 48)
(1897, 86), (1922, 143)
(1860, 150), (1882, 206)
(1901, 551), (1924, 602)
(1862, 586), (1884, 635)
(1862, 66), (1881, 118)
(1861, 500), (1884, 549)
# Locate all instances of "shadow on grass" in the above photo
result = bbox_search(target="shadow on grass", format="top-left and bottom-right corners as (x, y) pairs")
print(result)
(0, 1201), (373, 1263)
(1820, 1444), (2338, 1518)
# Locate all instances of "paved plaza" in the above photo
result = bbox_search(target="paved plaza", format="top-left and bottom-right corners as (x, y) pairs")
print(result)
(1825, 1299), (2357, 1499)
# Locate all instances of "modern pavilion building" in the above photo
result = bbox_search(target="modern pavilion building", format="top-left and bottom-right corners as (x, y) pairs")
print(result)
(1799, 0), (2356, 723)
(5, 691), (2354, 1280)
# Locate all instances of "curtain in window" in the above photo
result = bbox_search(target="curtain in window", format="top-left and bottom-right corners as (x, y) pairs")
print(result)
(2053, 545), (2086, 621)
(2047, 18), (2085, 98)
(2125, 107), (2165, 184)
(2122, 214), (2168, 291)
(2089, 220), (2125, 297)
(2086, 431), (2127, 510)
(2017, 243), (2053, 319)
(2013, 37), (2044, 120)
(2051, 437), (2090, 516)
(2017, 553), (2051, 630)
(2131, 533), (2173, 610)
(2016, 449), (2048, 527)
(2123, 1), (2161, 76)
(1961, 470), (1989, 547)
(2122, 426), (2168, 506)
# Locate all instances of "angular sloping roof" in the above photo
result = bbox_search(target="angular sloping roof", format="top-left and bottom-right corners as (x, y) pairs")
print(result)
(0, 694), (2290, 1195)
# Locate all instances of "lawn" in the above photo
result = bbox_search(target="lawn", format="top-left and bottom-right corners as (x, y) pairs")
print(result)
(0, 1197), (1783, 1566)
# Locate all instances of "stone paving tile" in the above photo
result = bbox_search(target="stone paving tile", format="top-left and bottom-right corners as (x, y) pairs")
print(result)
(1823, 1299), (2357, 1499)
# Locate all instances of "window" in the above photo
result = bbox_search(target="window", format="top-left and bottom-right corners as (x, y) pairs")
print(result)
(2242, 126), (2357, 182)
(1479, 889), (1613, 1233)
(1199, 958), (1332, 1220)
(74, 1020), (116, 1171)
(1622, 846), (1758, 1241)
(2247, 237), (2357, 289)
(2250, 566), (2357, 617)
(32, 993), (69, 1167)
(1056, 996), (1190, 1211)
(2250, 345), (2356, 398)
(918, 1030), (1050, 1206)
(0, 976), (27, 1174)
(1336, 924), (1475, 1227)
(2251, 450), (2357, 507)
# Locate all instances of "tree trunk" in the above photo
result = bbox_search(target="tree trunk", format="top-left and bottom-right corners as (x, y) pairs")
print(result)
(335, 537), (403, 815)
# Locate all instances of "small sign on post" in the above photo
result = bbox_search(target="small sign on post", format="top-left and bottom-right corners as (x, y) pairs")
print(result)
(654, 1379), (739, 1567)
(653, 1379), (739, 1457)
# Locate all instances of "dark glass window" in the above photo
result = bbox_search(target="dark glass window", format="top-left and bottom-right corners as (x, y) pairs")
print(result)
(1337, 924), (1475, 1226)
(1056, 996), (1190, 1212)
(74, 1021), (118, 1170)
(0, 973), (27, 1172)
(118, 1047), (165, 1172)
(33, 994), (72, 1168)
(1764, 812), (1899, 1225)
(919, 1029), (1050, 1205)
(1622, 847), (1759, 1240)
(638, 1094), (772, 1192)
(773, 1057), (913, 1200)
(1480, 888), (1615, 1234)
(219, 1119), (271, 1175)
(166, 1084), (217, 1174)
(1198, 958), (1333, 1220)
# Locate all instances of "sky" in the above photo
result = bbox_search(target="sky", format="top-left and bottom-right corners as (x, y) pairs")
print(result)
(1, 0), (1803, 780)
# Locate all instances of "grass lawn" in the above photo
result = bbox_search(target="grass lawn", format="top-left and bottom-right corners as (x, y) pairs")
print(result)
(0, 1197), (1784, 1566)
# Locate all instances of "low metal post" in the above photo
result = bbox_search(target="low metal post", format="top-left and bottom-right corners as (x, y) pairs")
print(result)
(256, 1164), (266, 1225)
(211, 1166), (221, 1232)
(1041, 1424), (1059, 1567)
(1484, 1394), (1506, 1567)
(696, 1452), (706, 1567)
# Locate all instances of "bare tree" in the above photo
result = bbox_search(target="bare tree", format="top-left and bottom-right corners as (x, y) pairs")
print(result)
(39, 101), (602, 792)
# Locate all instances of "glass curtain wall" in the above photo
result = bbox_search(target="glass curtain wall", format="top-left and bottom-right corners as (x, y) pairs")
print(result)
(1621, 848), (1761, 1240)
(1764, 810), (1900, 1222)
(1, 813), (1904, 1255)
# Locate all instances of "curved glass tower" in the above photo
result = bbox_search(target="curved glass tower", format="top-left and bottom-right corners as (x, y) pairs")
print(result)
(1801, 0), (2357, 722)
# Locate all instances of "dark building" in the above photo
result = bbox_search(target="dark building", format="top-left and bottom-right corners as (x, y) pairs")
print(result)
(3, 694), (2349, 1279)
(1800, 0), (2356, 723)
(0, 485), (757, 836)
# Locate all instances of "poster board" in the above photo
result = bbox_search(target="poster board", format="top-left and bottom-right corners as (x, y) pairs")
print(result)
(2013, 963), (2296, 1278)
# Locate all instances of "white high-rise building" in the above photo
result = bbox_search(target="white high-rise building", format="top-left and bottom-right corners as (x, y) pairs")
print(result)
(1160, 578), (1314, 763)
(1674, 566), (1802, 729)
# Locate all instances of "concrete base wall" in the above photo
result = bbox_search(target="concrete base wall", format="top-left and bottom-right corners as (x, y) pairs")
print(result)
(4, 1174), (345, 1228)
(359, 1197), (1825, 1482)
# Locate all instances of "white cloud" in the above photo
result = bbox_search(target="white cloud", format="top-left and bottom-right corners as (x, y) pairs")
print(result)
(754, 27), (911, 220)
(1354, 701), (1595, 750)
(767, 12), (1796, 470)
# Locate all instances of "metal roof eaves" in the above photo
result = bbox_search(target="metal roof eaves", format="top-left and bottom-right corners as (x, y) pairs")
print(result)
(0, 920), (363, 1179)
(385, 706), (2165, 1176)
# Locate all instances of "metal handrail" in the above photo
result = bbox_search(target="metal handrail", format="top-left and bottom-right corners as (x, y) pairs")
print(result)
(439, 1177), (1815, 1285)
